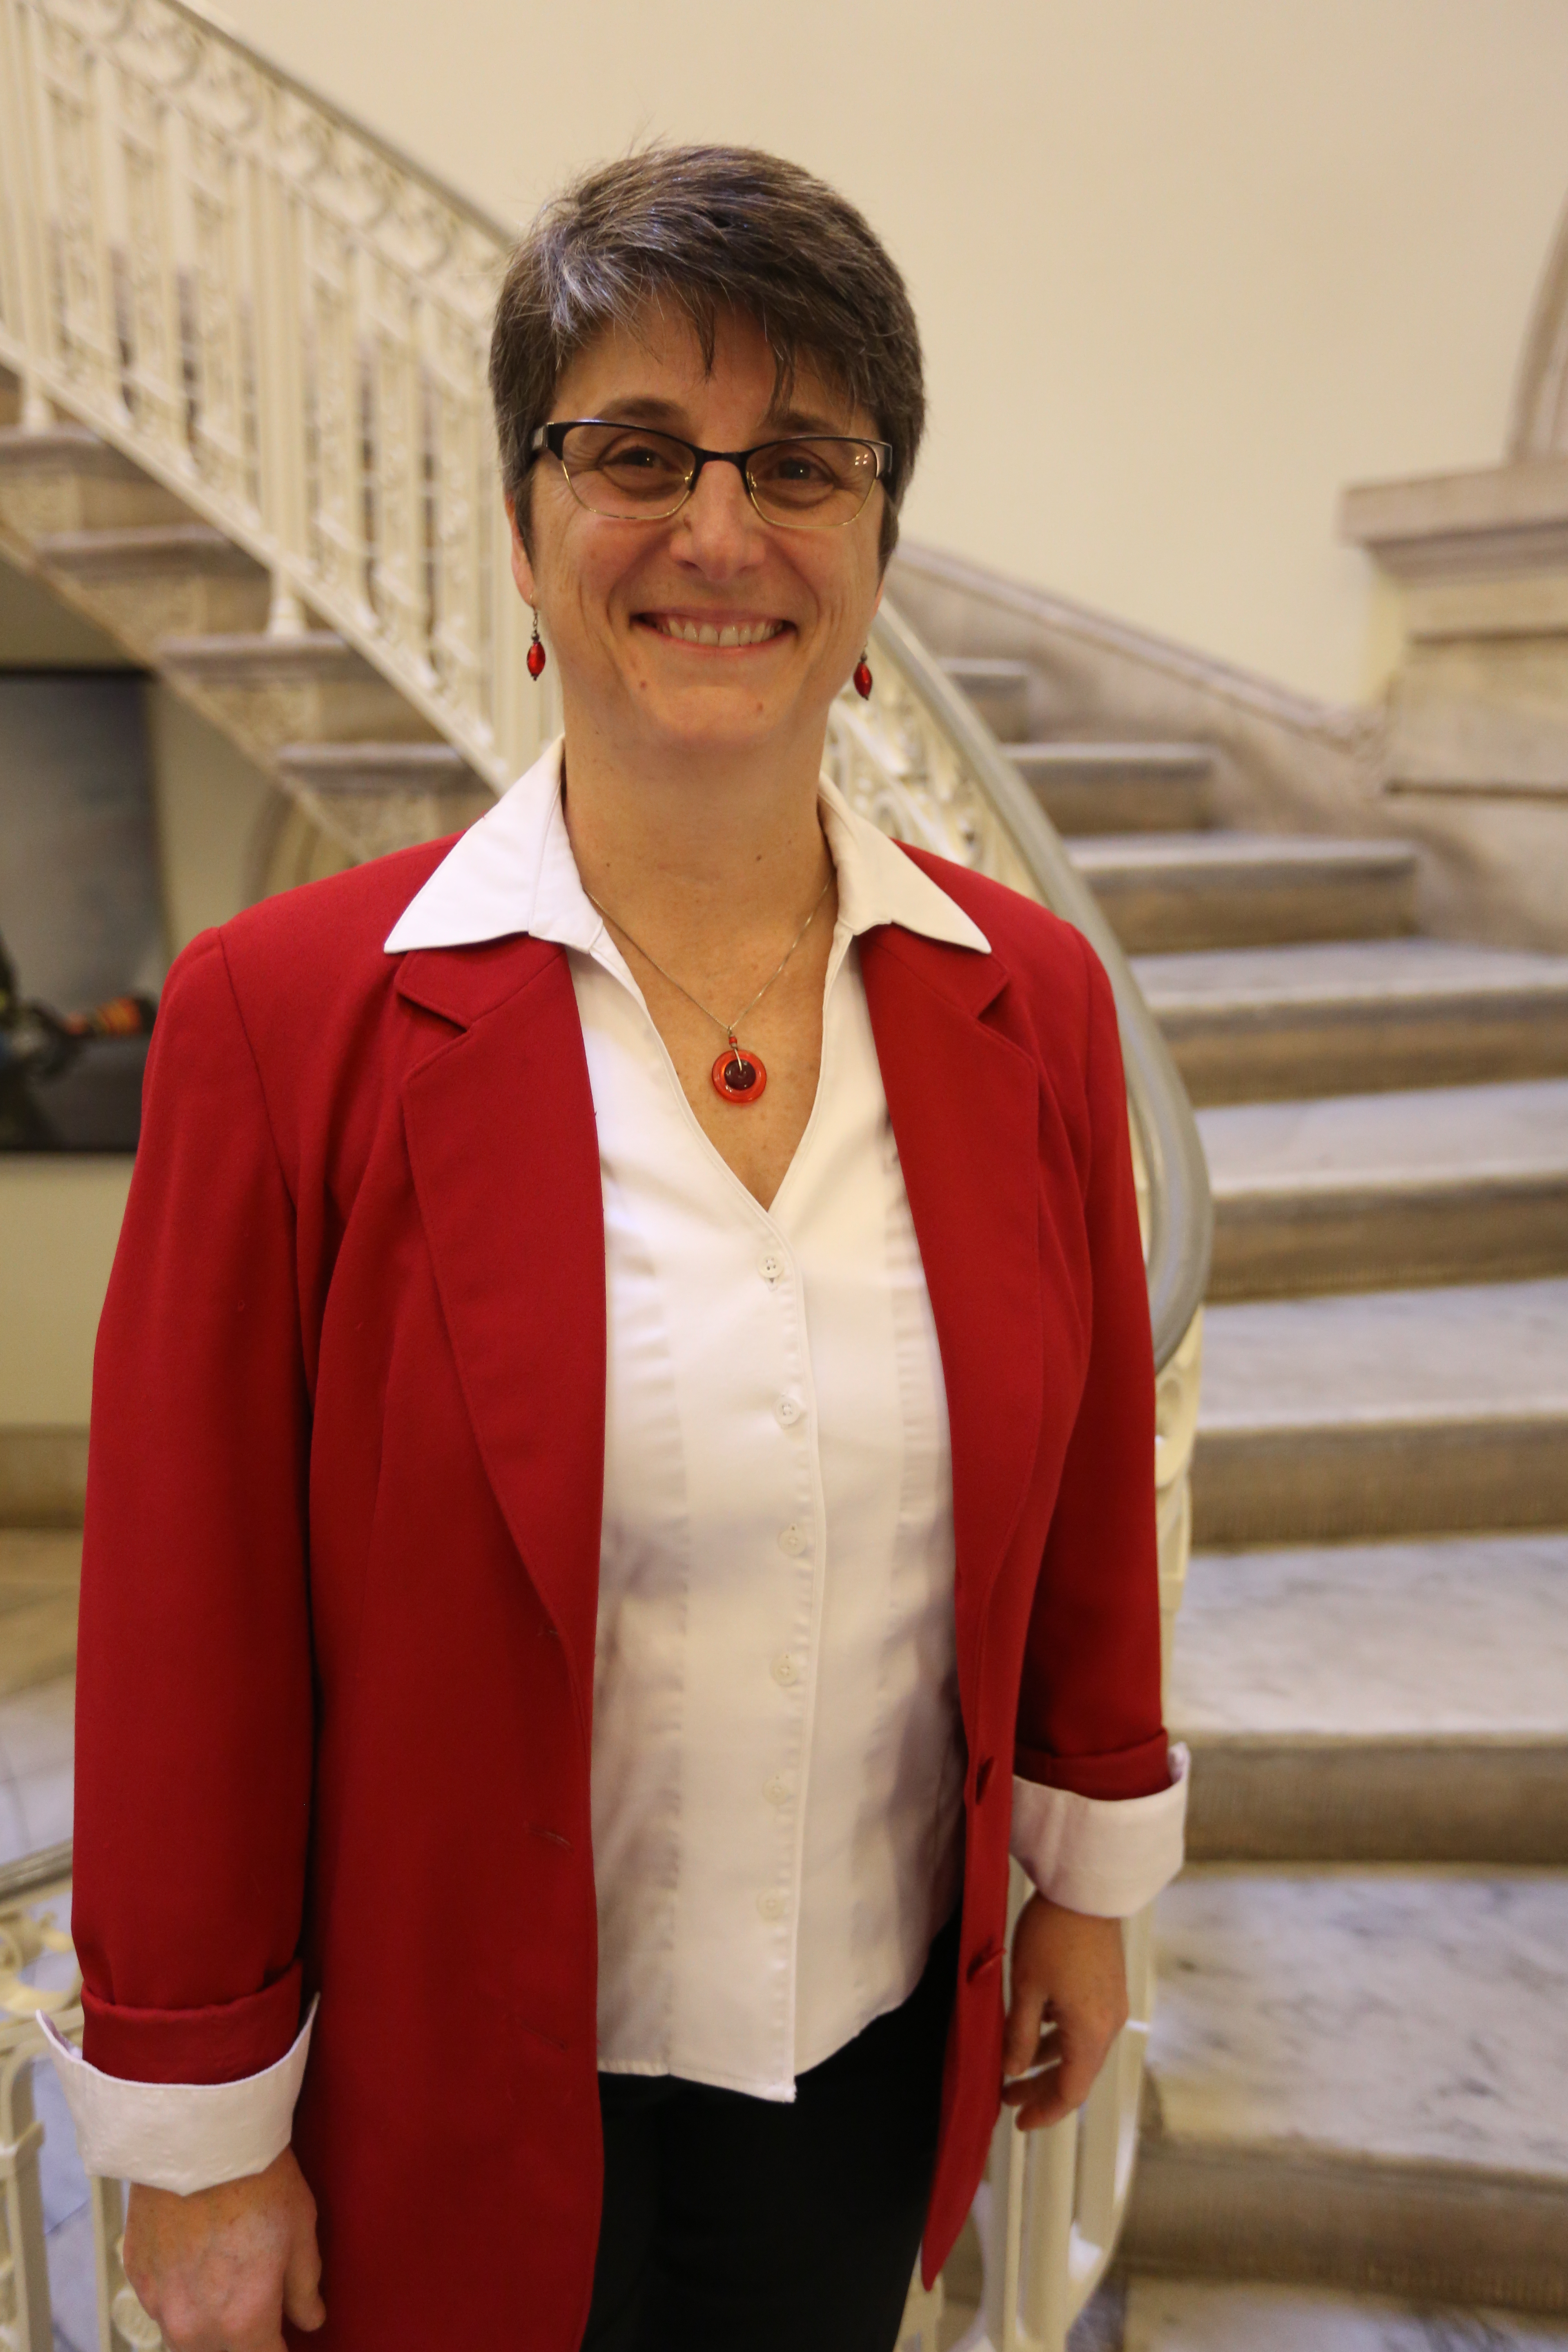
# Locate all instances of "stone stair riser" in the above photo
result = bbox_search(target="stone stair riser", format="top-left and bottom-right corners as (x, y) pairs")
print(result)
(1192, 1418), (1568, 1546)
(158, 643), (441, 754)
(1183, 1739), (1568, 1865)
(936, 657), (1033, 740)
(1208, 1176), (1568, 1298)
(0, 431), (192, 546)
(37, 550), (271, 649)
(1015, 765), (1216, 835)
(1089, 871), (1416, 955)
(1125, 2144), (1568, 2315)
(1160, 1002), (1568, 1105)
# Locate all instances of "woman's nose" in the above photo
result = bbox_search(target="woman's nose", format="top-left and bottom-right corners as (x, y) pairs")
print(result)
(671, 457), (767, 572)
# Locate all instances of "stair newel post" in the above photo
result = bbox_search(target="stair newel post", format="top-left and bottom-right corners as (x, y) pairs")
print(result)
(1022, 2115), (1078, 2352)
(252, 120), (308, 639)
(0, 3), (53, 429)
(0, 2032), (53, 2352)
(40, 4), (122, 428)
(89, 2171), (165, 2352)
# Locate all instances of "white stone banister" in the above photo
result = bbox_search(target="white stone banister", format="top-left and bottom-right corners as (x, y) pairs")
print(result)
(0, 0), (539, 791)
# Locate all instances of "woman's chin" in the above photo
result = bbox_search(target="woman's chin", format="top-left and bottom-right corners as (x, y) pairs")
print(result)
(617, 671), (814, 760)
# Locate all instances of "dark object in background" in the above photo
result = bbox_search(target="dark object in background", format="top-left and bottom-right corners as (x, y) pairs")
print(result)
(0, 932), (155, 1150)
(0, 668), (164, 1150)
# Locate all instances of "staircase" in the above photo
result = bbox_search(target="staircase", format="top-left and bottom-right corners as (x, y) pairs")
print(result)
(938, 655), (1568, 2348)
(0, 395), (497, 885)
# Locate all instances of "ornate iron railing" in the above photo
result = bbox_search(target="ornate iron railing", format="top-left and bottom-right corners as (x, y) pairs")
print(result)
(0, 5), (1209, 2346)
(0, 0), (537, 787)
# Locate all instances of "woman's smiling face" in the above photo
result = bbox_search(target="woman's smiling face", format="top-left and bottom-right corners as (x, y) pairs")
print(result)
(510, 301), (886, 768)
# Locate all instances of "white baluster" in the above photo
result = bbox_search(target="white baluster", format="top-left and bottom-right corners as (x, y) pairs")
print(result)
(0, 2045), (52, 2352)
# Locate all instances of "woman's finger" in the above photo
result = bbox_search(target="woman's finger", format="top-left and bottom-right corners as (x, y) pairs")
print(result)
(1001, 1976), (1050, 2080)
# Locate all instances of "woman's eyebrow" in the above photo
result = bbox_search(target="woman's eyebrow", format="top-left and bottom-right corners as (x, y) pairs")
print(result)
(763, 403), (851, 437)
(588, 396), (691, 426)
(581, 395), (854, 440)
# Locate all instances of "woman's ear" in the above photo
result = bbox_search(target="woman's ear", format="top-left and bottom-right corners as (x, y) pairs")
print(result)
(506, 497), (538, 607)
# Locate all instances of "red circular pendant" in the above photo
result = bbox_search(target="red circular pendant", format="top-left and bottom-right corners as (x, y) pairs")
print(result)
(712, 1046), (767, 1104)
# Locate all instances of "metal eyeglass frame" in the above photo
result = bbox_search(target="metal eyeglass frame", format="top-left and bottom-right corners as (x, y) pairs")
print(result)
(526, 420), (895, 529)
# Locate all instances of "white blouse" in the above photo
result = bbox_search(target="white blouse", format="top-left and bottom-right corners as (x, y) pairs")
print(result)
(48, 741), (1186, 2189)
(569, 793), (970, 2094)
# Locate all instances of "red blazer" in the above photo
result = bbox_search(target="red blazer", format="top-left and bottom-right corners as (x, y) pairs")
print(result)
(73, 835), (1167, 2350)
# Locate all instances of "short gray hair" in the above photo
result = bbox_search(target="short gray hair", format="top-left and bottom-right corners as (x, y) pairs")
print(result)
(489, 145), (925, 568)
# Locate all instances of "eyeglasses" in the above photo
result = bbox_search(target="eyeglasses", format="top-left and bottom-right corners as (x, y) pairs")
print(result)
(527, 420), (893, 530)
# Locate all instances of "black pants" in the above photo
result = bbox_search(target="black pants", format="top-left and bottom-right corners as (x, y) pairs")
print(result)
(581, 1910), (960, 2352)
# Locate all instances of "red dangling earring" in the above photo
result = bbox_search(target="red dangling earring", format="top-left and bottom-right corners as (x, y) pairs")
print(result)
(527, 610), (547, 680)
(853, 650), (873, 699)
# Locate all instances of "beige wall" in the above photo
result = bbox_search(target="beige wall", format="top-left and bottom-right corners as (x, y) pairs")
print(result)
(214, 0), (1568, 705)
(0, 1160), (131, 1424)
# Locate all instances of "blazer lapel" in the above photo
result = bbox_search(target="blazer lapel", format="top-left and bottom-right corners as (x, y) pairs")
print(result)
(397, 939), (606, 1712)
(860, 925), (1044, 1686)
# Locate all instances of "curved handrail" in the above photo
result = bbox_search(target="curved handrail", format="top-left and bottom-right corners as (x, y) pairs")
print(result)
(866, 603), (1213, 1370)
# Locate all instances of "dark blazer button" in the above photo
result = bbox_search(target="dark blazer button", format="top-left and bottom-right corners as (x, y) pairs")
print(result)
(966, 1942), (1002, 1984)
(974, 1756), (994, 1802)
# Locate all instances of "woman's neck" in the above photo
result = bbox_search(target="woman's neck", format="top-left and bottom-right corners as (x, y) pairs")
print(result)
(558, 713), (835, 955)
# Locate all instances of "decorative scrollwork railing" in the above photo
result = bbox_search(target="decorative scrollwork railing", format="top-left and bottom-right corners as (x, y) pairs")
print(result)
(0, 1849), (155, 2352)
(0, 7), (1209, 2348)
(0, 0), (536, 788)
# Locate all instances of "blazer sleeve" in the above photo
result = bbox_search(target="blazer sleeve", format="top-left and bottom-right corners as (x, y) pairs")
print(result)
(69, 929), (315, 2091)
(1009, 935), (1187, 1913)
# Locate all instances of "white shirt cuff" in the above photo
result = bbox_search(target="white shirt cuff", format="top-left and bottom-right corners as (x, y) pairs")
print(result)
(40, 1998), (318, 2194)
(1009, 1743), (1189, 1916)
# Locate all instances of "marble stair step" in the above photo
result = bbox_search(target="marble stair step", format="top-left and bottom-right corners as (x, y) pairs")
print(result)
(1134, 938), (1568, 1105)
(938, 653), (1034, 741)
(274, 740), (490, 800)
(35, 521), (259, 575)
(1193, 1278), (1568, 1545)
(157, 630), (440, 752)
(33, 521), (270, 641)
(1007, 741), (1217, 837)
(0, 423), (192, 540)
(1200, 1077), (1568, 1297)
(1125, 1866), (1568, 2312)
(1120, 2276), (1568, 2351)
(273, 742), (495, 861)
(1069, 831), (1419, 953)
(1171, 1534), (1568, 1861)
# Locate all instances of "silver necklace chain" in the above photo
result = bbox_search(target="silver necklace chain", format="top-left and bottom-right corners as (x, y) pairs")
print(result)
(584, 870), (834, 1047)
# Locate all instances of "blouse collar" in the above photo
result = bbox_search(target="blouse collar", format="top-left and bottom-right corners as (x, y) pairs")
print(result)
(383, 737), (990, 959)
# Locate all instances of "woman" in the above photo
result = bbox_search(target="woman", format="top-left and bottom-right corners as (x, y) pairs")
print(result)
(51, 147), (1185, 2352)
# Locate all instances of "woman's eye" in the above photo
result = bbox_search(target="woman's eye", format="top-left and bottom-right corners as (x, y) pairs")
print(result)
(602, 439), (682, 476)
(761, 450), (833, 486)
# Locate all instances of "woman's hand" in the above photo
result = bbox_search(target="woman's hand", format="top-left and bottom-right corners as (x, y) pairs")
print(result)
(122, 2146), (325, 2352)
(1000, 1894), (1129, 2132)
